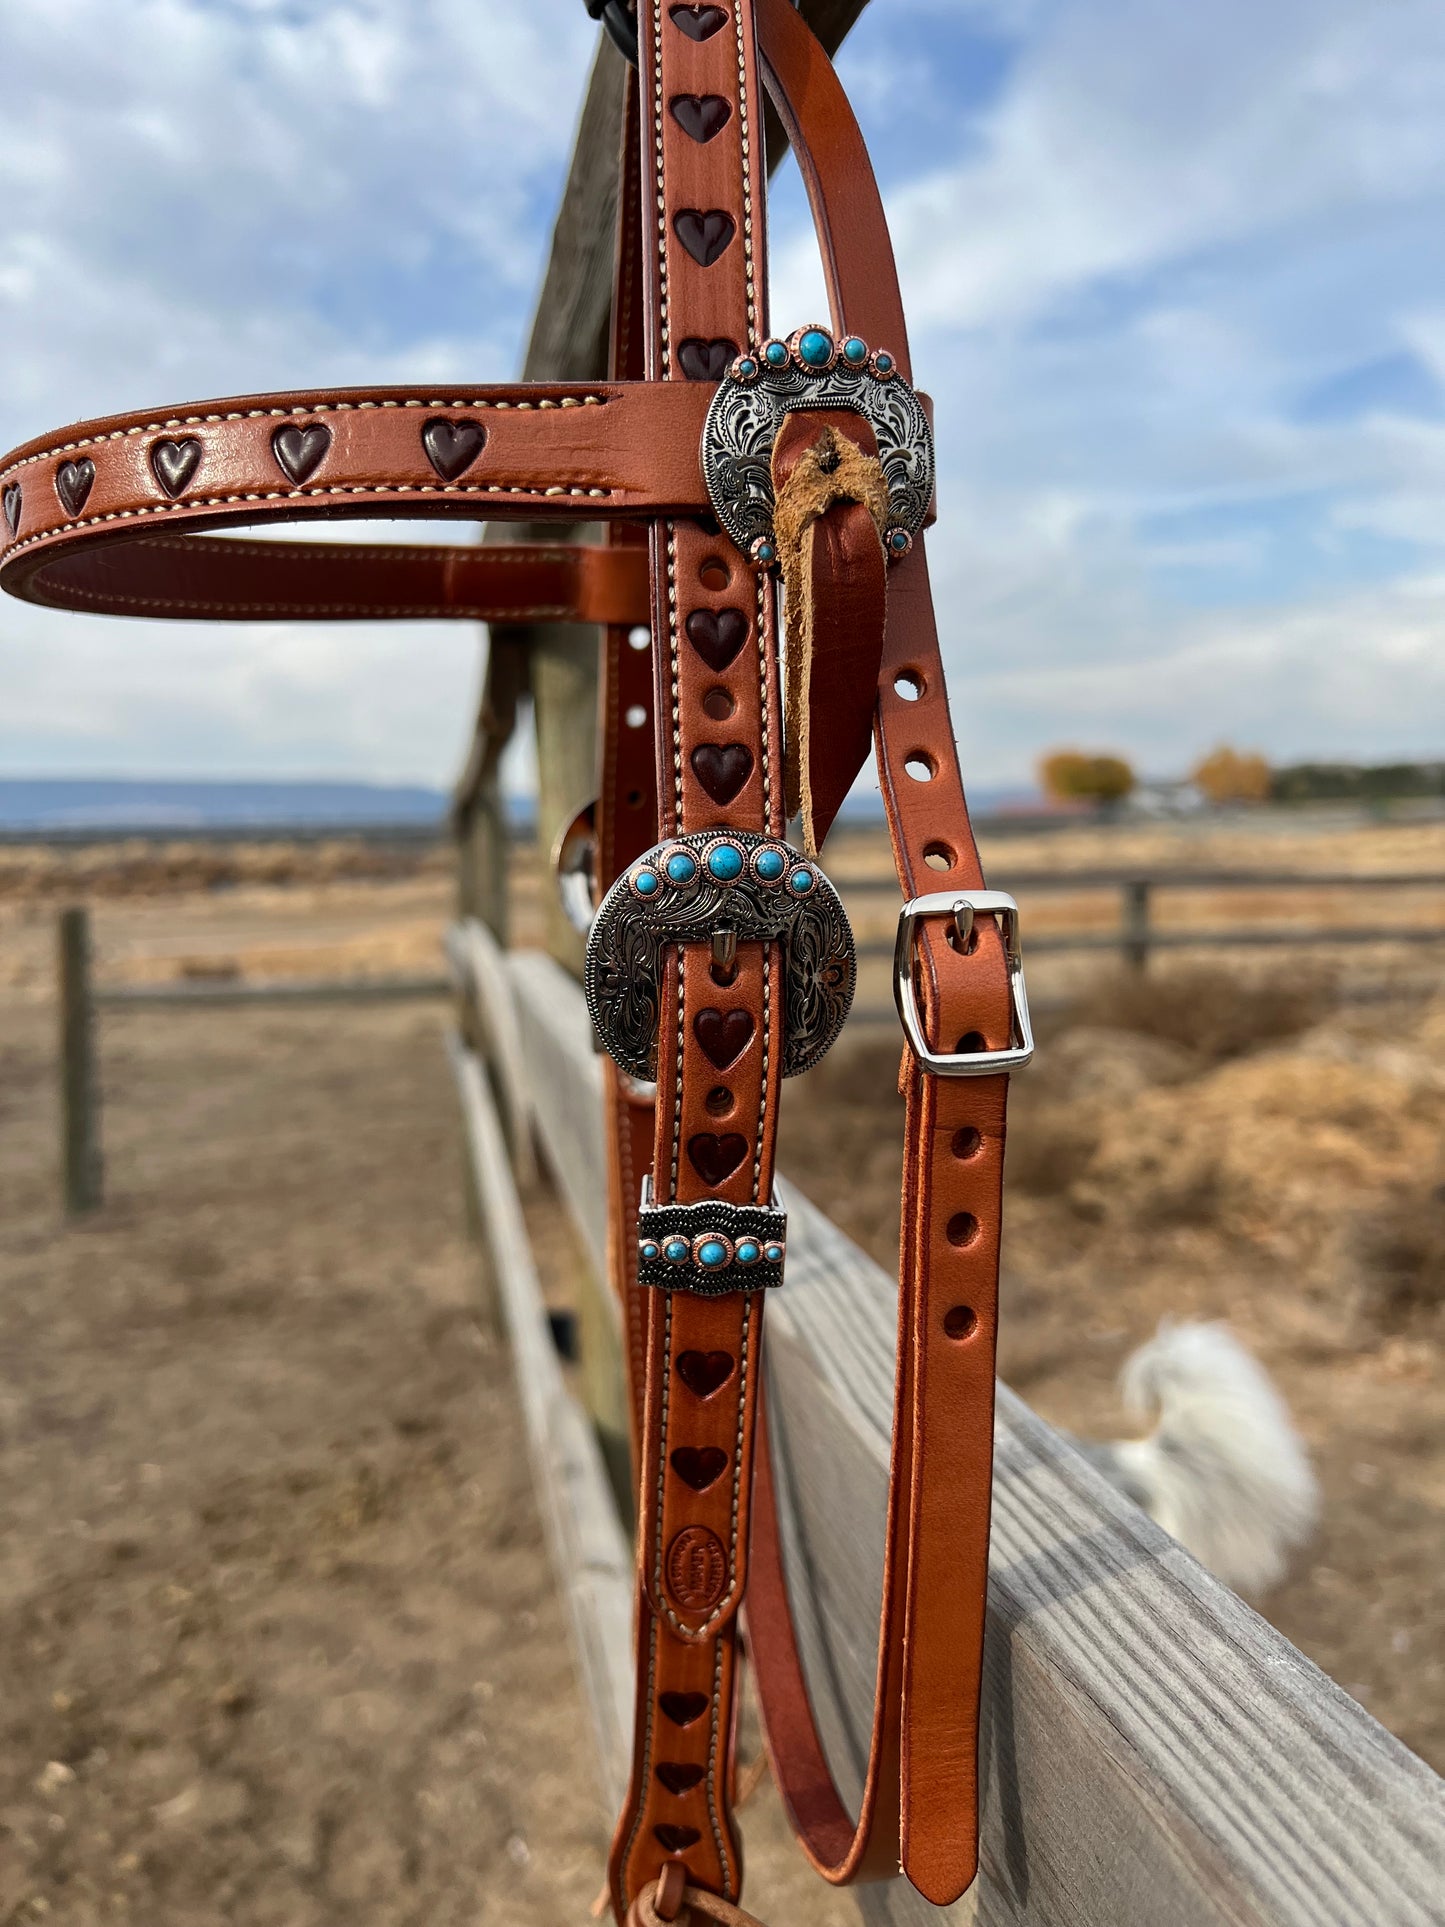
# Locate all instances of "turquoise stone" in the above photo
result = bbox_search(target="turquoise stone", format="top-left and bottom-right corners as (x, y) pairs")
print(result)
(664, 1237), (690, 1263)
(889, 529), (910, 554)
(764, 1243), (784, 1263)
(634, 867), (660, 896)
(707, 843), (744, 882)
(874, 351), (894, 373)
(735, 1240), (761, 1265)
(788, 867), (816, 895)
(754, 848), (785, 882)
(737, 357), (758, 377)
(640, 1241), (660, 1262)
(697, 1239), (729, 1269)
(754, 540), (776, 565)
(843, 336), (868, 365)
(666, 851), (698, 884)
(764, 339), (788, 366)
(798, 328), (832, 367)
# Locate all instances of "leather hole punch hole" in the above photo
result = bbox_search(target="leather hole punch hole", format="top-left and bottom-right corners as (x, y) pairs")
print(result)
(710, 959), (739, 988)
(628, 625), (651, 652)
(946, 920), (979, 955)
(944, 1304), (979, 1341)
(704, 1085), (734, 1118)
(947, 1212), (980, 1248)
(923, 841), (955, 873)
(702, 685), (735, 721)
(699, 556), (731, 591)
(893, 670), (924, 702)
(905, 752), (936, 782)
(625, 703), (649, 728)
(955, 1030), (987, 1053)
(626, 788), (645, 809)
(952, 1126), (982, 1160)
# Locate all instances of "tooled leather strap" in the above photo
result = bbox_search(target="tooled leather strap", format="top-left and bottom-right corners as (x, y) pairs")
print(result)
(607, 0), (781, 1914)
(0, 381), (712, 612)
(599, 0), (1013, 1909)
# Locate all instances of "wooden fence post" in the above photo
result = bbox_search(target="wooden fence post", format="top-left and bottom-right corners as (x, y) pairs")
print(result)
(1123, 878), (1152, 972)
(58, 905), (103, 1216)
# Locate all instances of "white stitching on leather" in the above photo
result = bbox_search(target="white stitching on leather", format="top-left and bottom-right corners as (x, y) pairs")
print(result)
(704, 1637), (733, 1893)
(0, 395), (607, 477)
(651, 14), (671, 366)
(733, 0), (758, 344)
(752, 949), (770, 1203)
(753, 573), (771, 827)
(665, 526), (683, 830)
(0, 483), (612, 560)
(649, 1292), (750, 1641)
(620, 1611), (662, 1889)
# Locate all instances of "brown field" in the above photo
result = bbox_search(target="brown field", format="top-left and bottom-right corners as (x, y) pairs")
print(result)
(0, 812), (1440, 1922)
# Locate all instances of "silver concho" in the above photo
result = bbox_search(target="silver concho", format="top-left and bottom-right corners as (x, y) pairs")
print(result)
(701, 326), (933, 567)
(583, 831), (855, 1081)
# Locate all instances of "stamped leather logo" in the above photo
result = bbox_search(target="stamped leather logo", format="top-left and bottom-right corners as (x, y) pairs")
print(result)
(666, 1525), (728, 1612)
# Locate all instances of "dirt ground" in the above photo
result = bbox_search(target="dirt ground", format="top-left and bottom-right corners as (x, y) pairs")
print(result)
(0, 816), (1441, 1923)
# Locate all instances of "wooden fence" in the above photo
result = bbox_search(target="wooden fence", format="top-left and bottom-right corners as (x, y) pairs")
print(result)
(52, 904), (448, 1215)
(447, 928), (1444, 1925)
(837, 869), (1445, 974)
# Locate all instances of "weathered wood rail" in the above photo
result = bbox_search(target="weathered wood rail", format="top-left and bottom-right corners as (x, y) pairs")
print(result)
(449, 928), (1445, 1927)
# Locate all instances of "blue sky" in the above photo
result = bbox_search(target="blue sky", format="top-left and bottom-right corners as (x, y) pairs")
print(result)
(3, 0), (1445, 789)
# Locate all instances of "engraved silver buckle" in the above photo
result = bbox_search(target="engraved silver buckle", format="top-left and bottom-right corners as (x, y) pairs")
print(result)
(583, 830), (856, 1081)
(701, 326), (934, 570)
(637, 1175), (787, 1297)
(893, 890), (1034, 1077)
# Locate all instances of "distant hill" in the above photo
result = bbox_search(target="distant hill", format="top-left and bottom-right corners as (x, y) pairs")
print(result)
(0, 778), (452, 832)
(0, 776), (1044, 836)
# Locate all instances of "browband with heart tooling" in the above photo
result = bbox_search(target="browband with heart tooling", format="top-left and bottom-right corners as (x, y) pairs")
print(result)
(0, 3), (1030, 1921)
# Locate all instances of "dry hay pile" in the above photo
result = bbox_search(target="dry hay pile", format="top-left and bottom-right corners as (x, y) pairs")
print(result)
(1013, 968), (1445, 1330)
(0, 837), (448, 904)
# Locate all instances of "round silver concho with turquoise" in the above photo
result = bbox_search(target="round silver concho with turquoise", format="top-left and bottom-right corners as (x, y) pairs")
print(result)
(583, 829), (855, 1082)
(701, 325), (934, 569)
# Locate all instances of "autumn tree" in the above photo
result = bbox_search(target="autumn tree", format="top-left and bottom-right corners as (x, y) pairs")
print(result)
(1191, 746), (1271, 804)
(1038, 749), (1136, 806)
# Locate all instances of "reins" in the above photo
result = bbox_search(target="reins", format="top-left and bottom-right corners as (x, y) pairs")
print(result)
(0, 5), (1031, 1920)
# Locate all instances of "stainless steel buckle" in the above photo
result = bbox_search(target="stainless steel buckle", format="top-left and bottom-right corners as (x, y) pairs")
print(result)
(893, 889), (1034, 1076)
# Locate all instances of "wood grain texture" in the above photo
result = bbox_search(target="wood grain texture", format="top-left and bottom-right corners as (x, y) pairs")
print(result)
(446, 919), (536, 1186)
(503, 950), (1445, 1927)
(444, 1028), (635, 1817)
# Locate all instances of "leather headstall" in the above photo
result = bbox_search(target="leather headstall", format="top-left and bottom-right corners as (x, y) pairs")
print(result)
(0, 4), (1032, 1921)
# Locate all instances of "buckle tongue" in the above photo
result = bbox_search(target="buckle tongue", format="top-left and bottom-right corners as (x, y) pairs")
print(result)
(894, 890), (1034, 1076)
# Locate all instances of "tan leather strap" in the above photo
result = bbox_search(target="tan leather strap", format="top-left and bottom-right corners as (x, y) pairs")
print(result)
(606, 0), (780, 1911)
(0, 382), (713, 611)
(1, 533), (650, 626)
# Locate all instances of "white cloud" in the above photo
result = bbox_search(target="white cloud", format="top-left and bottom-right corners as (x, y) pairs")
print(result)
(4, 0), (1445, 788)
(0, 0), (593, 784)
